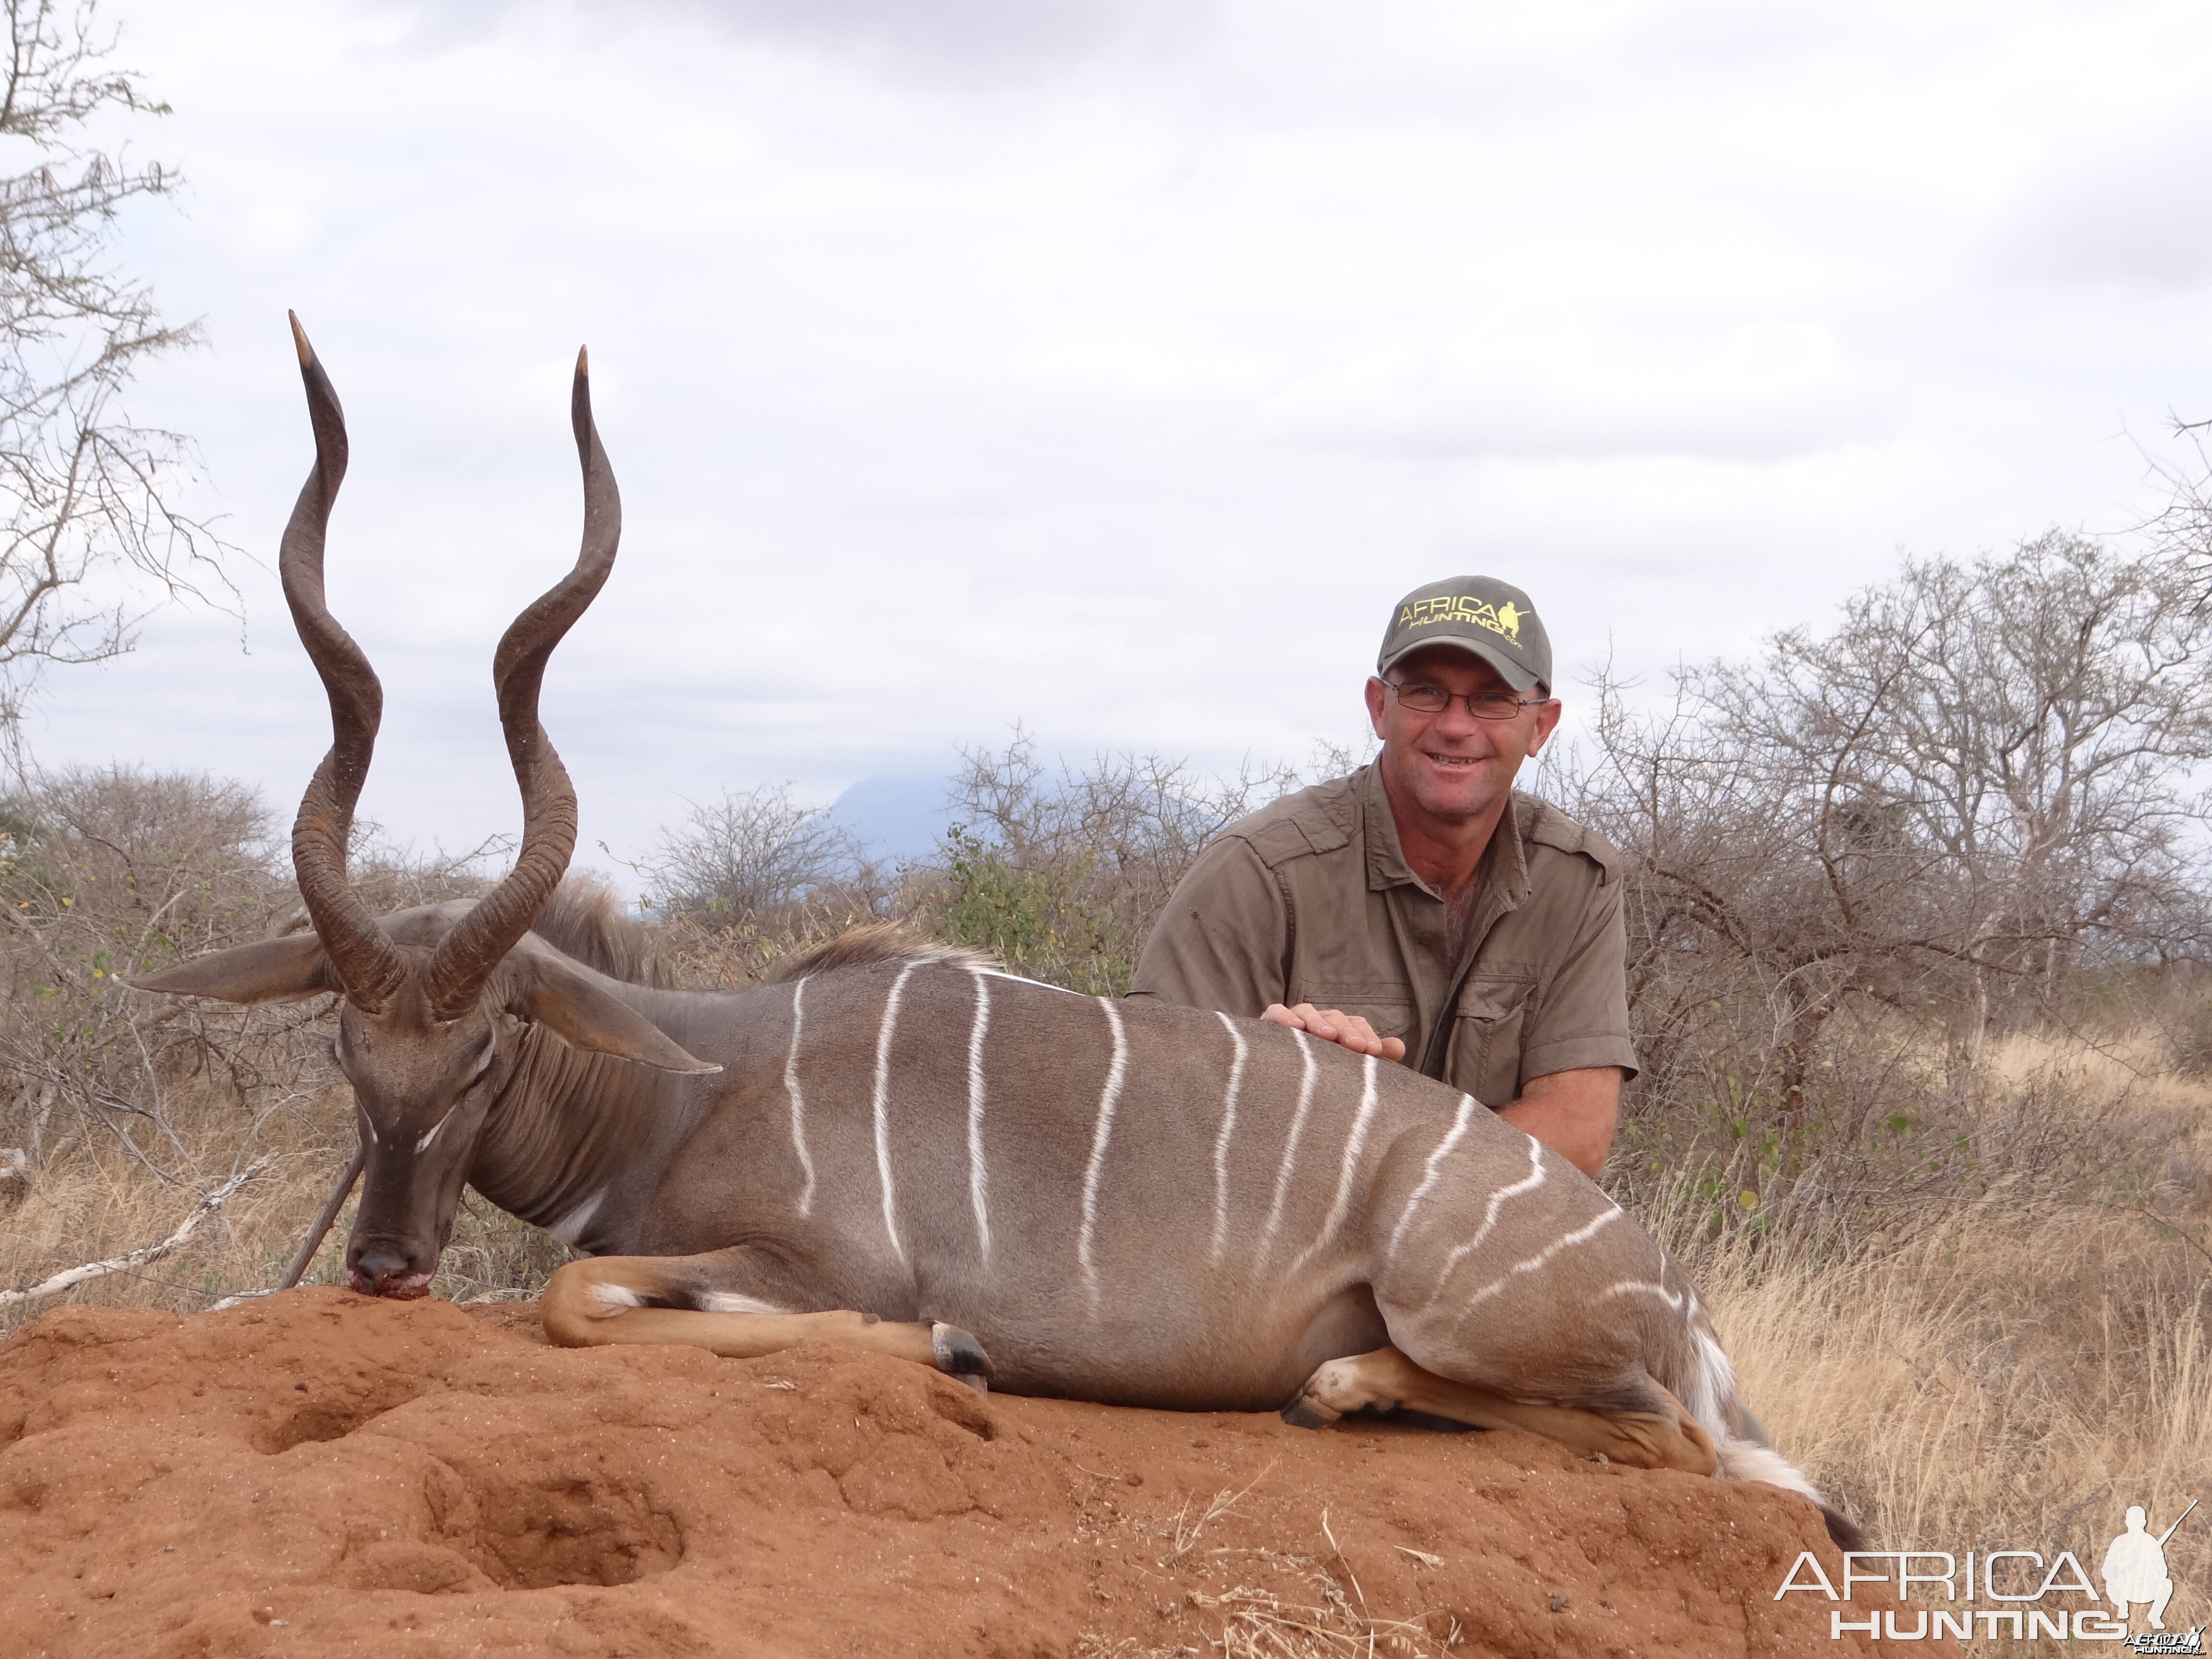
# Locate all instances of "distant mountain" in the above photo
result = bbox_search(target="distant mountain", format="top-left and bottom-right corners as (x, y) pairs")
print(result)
(823, 773), (958, 867)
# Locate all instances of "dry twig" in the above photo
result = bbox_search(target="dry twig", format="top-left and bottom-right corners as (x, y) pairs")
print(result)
(1161, 1460), (1277, 1563)
(0, 1156), (270, 1306)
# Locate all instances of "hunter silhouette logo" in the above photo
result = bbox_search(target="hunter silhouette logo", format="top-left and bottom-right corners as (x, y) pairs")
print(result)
(2109, 1502), (2198, 1651)
(1398, 594), (1525, 645)
(1776, 1496), (2201, 1645)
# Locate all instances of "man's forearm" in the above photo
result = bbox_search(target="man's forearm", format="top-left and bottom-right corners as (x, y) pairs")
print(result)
(1497, 1067), (1621, 1179)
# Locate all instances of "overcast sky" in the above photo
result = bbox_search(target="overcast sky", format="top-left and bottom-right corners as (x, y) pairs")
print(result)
(23, 0), (2212, 876)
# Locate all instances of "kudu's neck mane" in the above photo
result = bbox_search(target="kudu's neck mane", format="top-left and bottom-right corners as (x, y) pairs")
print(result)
(526, 878), (676, 988)
(764, 925), (997, 984)
(523, 886), (998, 995)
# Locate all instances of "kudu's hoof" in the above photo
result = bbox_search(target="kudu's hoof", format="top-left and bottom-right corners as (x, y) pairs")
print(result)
(1280, 1395), (1341, 1430)
(930, 1322), (993, 1393)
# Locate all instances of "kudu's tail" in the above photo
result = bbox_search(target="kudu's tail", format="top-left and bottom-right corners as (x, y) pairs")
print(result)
(1679, 1308), (1871, 1553)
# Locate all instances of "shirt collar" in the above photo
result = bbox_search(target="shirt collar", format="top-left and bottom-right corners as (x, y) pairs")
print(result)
(1358, 761), (1533, 913)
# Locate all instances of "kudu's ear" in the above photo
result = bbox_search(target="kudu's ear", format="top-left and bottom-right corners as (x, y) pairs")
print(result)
(510, 950), (721, 1074)
(126, 936), (339, 1004)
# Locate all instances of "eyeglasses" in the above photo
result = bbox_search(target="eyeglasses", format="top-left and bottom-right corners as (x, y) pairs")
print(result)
(1382, 680), (1549, 721)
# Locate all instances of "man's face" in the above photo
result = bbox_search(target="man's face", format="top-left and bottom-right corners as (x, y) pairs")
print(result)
(1364, 646), (1562, 830)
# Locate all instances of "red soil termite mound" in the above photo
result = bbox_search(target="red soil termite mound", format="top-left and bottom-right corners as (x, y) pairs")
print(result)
(0, 1287), (1911, 1658)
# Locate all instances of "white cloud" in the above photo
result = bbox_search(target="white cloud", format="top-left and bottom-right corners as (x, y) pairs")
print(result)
(26, 0), (2212, 878)
(1266, 315), (1901, 461)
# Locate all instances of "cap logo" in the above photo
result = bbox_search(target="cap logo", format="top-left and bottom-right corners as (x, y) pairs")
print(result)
(1398, 594), (1524, 647)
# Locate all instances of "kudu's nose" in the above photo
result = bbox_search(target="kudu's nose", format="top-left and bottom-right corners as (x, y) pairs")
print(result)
(347, 1242), (433, 1299)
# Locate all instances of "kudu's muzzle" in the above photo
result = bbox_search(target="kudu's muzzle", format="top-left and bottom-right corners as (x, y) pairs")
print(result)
(343, 1144), (462, 1298)
(347, 1238), (434, 1299)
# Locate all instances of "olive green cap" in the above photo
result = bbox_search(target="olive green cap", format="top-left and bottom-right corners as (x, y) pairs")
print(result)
(1376, 575), (1551, 692)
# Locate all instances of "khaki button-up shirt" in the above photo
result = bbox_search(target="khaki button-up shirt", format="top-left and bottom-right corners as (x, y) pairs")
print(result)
(1127, 766), (1637, 1107)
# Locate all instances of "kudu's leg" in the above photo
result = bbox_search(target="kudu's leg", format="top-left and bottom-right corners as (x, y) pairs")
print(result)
(541, 1254), (993, 1391)
(1283, 1346), (1718, 1476)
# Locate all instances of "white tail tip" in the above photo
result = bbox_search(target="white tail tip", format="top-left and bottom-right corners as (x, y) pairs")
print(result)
(1716, 1435), (1825, 1505)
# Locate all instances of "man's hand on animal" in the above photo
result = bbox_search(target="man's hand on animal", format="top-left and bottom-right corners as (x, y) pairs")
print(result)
(1260, 1002), (1407, 1061)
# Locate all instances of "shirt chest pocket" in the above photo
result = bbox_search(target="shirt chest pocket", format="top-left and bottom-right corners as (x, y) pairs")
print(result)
(1299, 980), (1415, 1040)
(1448, 973), (1537, 1106)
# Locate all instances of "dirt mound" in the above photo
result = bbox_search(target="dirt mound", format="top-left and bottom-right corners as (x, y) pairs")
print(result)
(0, 1288), (1898, 1658)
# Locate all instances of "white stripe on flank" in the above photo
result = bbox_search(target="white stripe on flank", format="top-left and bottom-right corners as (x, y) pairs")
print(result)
(1256, 1031), (1320, 1264)
(1293, 1055), (1380, 1271)
(980, 968), (1085, 997)
(1597, 1278), (1685, 1311)
(1387, 1094), (1477, 1257)
(1460, 1204), (1623, 1316)
(1076, 996), (1129, 1308)
(785, 977), (817, 1217)
(1431, 1136), (1547, 1298)
(872, 962), (921, 1263)
(1209, 1012), (1249, 1263)
(966, 968), (993, 1261)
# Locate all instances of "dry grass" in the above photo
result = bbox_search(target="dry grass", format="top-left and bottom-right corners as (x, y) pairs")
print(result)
(1674, 1057), (2212, 1656)
(1985, 1024), (2212, 1118)
(0, 1076), (571, 1331)
(1073, 1485), (1454, 1659)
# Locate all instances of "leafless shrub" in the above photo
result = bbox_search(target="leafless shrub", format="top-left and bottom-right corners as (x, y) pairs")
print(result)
(0, 765), (293, 1173)
(637, 782), (882, 929)
(621, 782), (892, 989)
(0, 0), (236, 733)
(342, 830), (498, 919)
(1544, 531), (2212, 1257)
(907, 727), (1303, 995)
(1611, 1008), (2196, 1264)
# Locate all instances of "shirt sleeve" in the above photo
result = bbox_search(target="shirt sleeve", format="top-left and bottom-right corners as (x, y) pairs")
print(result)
(1126, 836), (1289, 1017)
(1516, 870), (1639, 1084)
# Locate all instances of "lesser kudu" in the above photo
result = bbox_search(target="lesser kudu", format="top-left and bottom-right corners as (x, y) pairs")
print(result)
(133, 320), (1864, 1551)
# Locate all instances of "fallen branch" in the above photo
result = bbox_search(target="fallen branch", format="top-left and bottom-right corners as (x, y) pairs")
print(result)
(0, 1157), (272, 1308)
